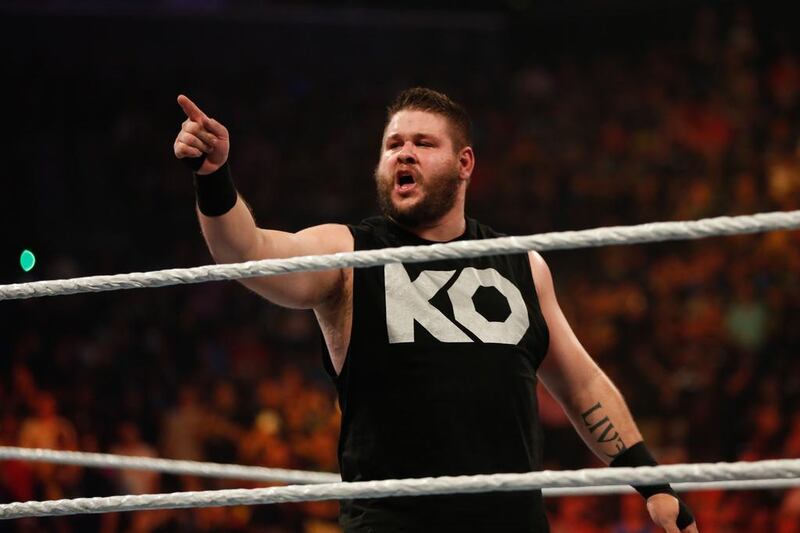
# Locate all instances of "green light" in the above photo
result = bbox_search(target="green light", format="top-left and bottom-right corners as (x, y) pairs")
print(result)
(20, 249), (36, 272)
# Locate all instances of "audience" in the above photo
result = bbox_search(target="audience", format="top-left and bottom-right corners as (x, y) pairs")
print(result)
(1, 4), (798, 531)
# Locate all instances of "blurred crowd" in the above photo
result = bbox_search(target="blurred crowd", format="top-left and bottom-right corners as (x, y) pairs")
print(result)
(2, 4), (800, 532)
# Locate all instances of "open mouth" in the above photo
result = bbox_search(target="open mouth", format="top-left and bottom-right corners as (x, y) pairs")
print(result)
(395, 170), (417, 193)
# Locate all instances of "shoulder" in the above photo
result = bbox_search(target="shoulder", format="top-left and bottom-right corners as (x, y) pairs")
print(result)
(527, 251), (556, 301)
(467, 218), (549, 274)
(466, 219), (552, 286)
(527, 250), (550, 276)
(295, 223), (353, 254)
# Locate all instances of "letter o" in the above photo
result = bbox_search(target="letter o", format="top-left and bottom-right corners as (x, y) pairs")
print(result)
(447, 267), (529, 344)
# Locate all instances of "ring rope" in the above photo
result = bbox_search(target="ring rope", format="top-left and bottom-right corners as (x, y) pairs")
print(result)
(1, 210), (798, 301)
(2, 446), (796, 497)
(0, 456), (793, 502)
(544, 478), (800, 496)
(0, 446), (340, 485)
(2, 459), (799, 519)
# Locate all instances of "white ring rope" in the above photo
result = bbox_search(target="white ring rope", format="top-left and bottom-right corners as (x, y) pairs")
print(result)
(544, 478), (800, 496)
(0, 447), (340, 485)
(1, 459), (799, 519)
(2, 446), (796, 498)
(1, 210), (798, 301)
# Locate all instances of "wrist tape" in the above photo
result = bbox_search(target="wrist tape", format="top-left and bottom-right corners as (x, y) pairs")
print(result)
(182, 155), (238, 217)
(611, 442), (695, 529)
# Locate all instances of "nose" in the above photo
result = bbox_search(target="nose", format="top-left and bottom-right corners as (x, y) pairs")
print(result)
(397, 141), (418, 165)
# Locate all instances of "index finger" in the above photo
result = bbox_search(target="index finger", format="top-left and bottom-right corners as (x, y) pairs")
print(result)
(177, 94), (206, 122)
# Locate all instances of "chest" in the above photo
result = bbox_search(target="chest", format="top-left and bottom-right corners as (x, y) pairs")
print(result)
(319, 259), (546, 376)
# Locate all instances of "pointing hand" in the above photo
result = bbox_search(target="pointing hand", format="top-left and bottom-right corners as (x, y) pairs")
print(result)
(174, 94), (230, 175)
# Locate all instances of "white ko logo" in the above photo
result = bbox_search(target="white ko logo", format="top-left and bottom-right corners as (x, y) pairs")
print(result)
(385, 263), (530, 344)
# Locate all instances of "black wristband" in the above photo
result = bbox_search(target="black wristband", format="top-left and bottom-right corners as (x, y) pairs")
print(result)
(611, 442), (695, 529)
(181, 153), (207, 172)
(611, 441), (669, 498)
(676, 499), (695, 530)
(192, 161), (238, 217)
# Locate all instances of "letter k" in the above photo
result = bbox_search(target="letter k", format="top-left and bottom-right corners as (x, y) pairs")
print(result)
(385, 263), (472, 344)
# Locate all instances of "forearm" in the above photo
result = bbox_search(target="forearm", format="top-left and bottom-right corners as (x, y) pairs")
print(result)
(561, 370), (642, 464)
(197, 195), (265, 264)
(189, 160), (271, 264)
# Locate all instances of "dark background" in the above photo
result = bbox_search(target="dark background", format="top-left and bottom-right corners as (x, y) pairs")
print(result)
(1, 1), (799, 532)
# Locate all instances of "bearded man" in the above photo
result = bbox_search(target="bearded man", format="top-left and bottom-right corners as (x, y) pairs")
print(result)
(174, 87), (697, 533)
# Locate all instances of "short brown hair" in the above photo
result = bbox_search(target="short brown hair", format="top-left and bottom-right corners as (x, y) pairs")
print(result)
(386, 87), (472, 150)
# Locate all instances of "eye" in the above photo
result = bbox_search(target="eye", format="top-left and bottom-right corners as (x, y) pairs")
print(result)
(417, 141), (433, 147)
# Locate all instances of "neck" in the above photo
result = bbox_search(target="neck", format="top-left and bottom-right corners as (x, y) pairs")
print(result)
(395, 207), (466, 242)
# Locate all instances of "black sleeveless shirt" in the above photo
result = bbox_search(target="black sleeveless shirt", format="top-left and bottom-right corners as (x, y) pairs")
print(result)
(322, 216), (551, 533)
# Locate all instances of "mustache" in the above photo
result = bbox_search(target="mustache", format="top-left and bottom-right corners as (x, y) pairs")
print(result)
(374, 165), (423, 182)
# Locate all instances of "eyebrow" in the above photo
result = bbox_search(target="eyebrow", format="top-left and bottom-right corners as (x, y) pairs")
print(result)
(385, 132), (439, 143)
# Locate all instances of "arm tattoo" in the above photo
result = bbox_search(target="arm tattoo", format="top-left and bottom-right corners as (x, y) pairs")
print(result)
(581, 402), (627, 459)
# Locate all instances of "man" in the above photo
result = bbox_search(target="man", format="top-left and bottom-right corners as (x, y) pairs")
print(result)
(174, 88), (698, 532)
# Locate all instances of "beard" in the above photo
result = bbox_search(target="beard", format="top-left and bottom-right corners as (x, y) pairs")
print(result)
(374, 165), (461, 228)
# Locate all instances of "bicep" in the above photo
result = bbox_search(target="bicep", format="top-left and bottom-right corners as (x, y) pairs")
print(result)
(241, 223), (353, 309)
(530, 252), (602, 404)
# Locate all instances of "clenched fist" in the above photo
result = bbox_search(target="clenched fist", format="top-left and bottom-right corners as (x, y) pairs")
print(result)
(174, 94), (230, 175)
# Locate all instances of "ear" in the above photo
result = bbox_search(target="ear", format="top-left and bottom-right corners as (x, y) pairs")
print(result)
(458, 146), (475, 181)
